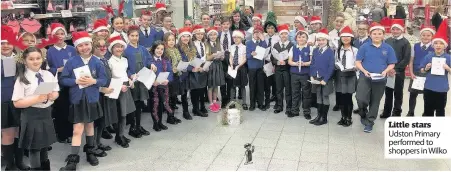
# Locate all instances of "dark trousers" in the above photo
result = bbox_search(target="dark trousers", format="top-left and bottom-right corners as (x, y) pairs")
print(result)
(220, 78), (232, 105)
(408, 92), (419, 114)
(248, 68), (265, 107)
(264, 74), (276, 105)
(356, 77), (386, 126)
(291, 73), (311, 115)
(275, 69), (292, 110)
(52, 87), (73, 141)
(382, 72), (405, 116)
(423, 89), (447, 117)
(191, 88), (206, 112)
(181, 92), (189, 112)
(340, 93), (353, 113)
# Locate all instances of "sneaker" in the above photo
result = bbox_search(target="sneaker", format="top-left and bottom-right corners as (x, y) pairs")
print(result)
(212, 105), (220, 113)
(363, 125), (373, 133)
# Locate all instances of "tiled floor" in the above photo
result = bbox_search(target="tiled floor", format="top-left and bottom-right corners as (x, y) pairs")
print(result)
(15, 81), (451, 170)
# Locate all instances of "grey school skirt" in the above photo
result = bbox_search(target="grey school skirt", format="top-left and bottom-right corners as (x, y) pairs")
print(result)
(19, 107), (57, 149)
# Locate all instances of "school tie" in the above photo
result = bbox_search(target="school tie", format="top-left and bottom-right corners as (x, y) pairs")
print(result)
(282, 43), (285, 49)
(268, 37), (272, 54)
(422, 45), (427, 50)
(200, 43), (205, 57)
(359, 40), (363, 45)
(320, 48), (324, 54)
(342, 50), (347, 68)
(223, 33), (228, 50)
(233, 46), (239, 66)
(36, 73), (44, 85)
(119, 33), (126, 42)
(144, 28), (149, 38)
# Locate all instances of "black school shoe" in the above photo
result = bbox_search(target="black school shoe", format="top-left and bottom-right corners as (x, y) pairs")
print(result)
(98, 144), (112, 151)
(40, 159), (51, 171)
(242, 104), (248, 110)
(115, 136), (129, 148)
(101, 130), (113, 139)
(83, 145), (99, 166)
(59, 154), (80, 171)
(137, 126), (150, 136)
(128, 127), (143, 138)
(332, 105), (339, 111)
(183, 111), (193, 120)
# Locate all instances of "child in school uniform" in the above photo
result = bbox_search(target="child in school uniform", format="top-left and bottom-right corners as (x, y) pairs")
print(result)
(124, 25), (153, 138)
(111, 16), (129, 43)
(165, 31), (189, 122)
(205, 27), (226, 112)
(263, 14), (279, 109)
(60, 31), (107, 170)
(46, 23), (77, 144)
(108, 33), (136, 147)
(92, 37), (116, 156)
(190, 25), (209, 116)
(176, 27), (196, 120)
(355, 22), (397, 133)
(150, 41), (174, 131)
(139, 10), (163, 49)
(12, 47), (58, 170)
(1, 26), (30, 171)
(309, 28), (335, 126)
(92, 18), (110, 40)
(288, 27), (313, 119)
(246, 25), (267, 111)
(420, 19), (450, 117)
(271, 24), (293, 115)
(219, 17), (233, 108)
(334, 26), (358, 127)
(406, 25), (435, 117)
(229, 30), (248, 109)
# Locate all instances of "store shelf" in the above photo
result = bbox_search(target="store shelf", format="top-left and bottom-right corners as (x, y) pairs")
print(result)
(85, 7), (105, 12)
(34, 12), (90, 19)
(13, 3), (39, 9)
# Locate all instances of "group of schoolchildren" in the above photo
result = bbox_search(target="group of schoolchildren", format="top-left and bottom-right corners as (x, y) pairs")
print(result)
(1, 4), (450, 171)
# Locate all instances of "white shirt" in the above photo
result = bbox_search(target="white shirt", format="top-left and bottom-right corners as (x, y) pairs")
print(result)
(265, 34), (280, 61)
(307, 32), (317, 45)
(1, 53), (15, 59)
(288, 44), (313, 59)
(392, 35), (404, 40)
(12, 69), (59, 108)
(335, 46), (358, 69)
(329, 28), (342, 50)
(54, 44), (67, 51)
(140, 26), (150, 35)
(162, 27), (172, 34)
(81, 56), (91, 65)
(108, 55), (129, 82)
(220, 30), (232, 51)
(359, 36), (369, 43)
(411, 42), (432, 55)
(230, 43), (246, 65)
(245, 27), (254, 41)
(112, 30), (129, 43)
(194, 40), (206, 61)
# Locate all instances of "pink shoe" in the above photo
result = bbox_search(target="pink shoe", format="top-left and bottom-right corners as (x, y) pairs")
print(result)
(214, 102), (221, 110)
(209, 104), (215, 112)
(211, 103), (220, 113)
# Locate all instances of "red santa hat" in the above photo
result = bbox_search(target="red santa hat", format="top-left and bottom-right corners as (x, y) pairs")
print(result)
(178, 27), (192, 39)
(339, 26), (354, 37)
(155, 2), (167, 14)
(206, 27), (219, 36)
(294, 16), (308, 27)
(108, 32), (127, 52)
(295, 25), (307, 35)
(390, 19), (404, 31)
(141, 9), (152, 16)
(277, 24), (290, 34)
(1, 25), (15, 43)
(254, 25), (264, 33)
(93, 18), (109, 33)
(316, 28), (329, 40)
(72, 31), (92, 47)
(369, 22), (385, 33)
(192, 24), (205, 34)
(310, 16), (322, 24)
(232, 30), (245, 39)
(51, 23), (67, 36)
(252, 13), (263, 21)
(420, 24), (436, 35)
(431, 19), (449, 47)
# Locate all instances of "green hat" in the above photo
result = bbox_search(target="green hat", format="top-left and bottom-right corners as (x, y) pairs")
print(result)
(264, 11), (278, 33)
